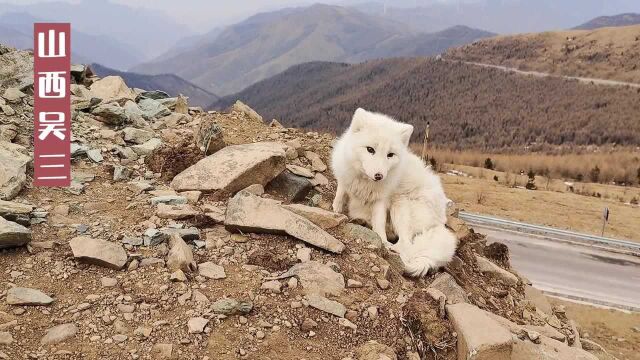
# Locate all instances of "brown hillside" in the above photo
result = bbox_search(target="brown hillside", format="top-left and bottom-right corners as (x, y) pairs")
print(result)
(445, 24), (640, 84)
(213, 59), (640, 151)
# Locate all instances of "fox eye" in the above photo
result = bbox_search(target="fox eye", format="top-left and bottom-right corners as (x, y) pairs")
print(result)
(387, 153), (395, 158)
(366, 146), (375, 154)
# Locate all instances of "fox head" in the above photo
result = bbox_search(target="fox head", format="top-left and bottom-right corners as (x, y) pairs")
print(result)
(347, 108), (414, 182)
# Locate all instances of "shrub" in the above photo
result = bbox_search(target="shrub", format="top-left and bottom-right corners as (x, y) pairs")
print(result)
(484, 157), (494, 170)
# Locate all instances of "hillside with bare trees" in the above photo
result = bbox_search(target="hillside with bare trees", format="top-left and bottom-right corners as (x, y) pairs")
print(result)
(213, 58), (640, 151)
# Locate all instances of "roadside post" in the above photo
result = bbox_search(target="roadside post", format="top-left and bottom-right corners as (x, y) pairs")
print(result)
(602, 207), (609, 236)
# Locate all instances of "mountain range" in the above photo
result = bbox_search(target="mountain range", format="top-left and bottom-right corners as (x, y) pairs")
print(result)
(213, 24), (640, 150)
(0, 0), (193, 68)
(354, 0), (640, 34)
(132, 4), (494, 96)
(574, 13), (640, 29)
(90, 64), (218, 108)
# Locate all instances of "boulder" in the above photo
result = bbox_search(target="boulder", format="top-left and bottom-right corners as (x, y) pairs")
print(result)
(0, 217), (31, 249)
(40, 323), (78, 345)
(198, 261), (226, 279)
(281, 204), (347, 229)
(225, 191), (345, 254)
(6, 287), (54, 305)
(475, 255), (519, 285)
(156, 203), (199, 220)
(122, 127), (155, 144)
(138, 98), (171, 119)
(92, 103), (129, 125)
(69, 237), (128, 270)
(355, 341), (398, 360)
(231, 100), (262, 122)
(187, 317), (209, 334)
(131, 138), (162, 156)
(211, 298), (253, 315)
(286, 164), (314, 178)
(0, 142), (30, 200)
(446, 302), (513, 360)
(89, 76), (136, 102)
(265, 170), (312, 202)
(171, 142), (286, 194)
(304, 151), (327, 172)
(273, 261), (345, 296)
(428, 272), (469, 304)
(2, 88), (26, 103)
(0, 199), (33, 219)
(306, 294), (346, 318)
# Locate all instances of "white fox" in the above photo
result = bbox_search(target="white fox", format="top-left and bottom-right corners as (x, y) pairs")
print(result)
(331, 108), (457, 277)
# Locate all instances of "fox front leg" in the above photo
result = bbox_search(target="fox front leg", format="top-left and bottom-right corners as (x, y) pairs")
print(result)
(371, 200), (391, 247)
(332, 182), (347, 214)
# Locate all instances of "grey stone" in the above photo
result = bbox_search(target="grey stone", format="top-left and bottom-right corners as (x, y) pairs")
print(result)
(138, 98), (171, 119)
(40, 323), (77, 345)
(150, 196), (188, 206)
(341, 223), (382, 249)
(231, 100), (262, 122)
(428, 272), (468, 305)
(0, 217), (31, 249)
(171, 142), (286, 194)
(122, 127), (155, 144)
(131, 138), (162, 156)
(92, 103), (129, 125)
(447, 303), (513, 360)
(265, 170), (312, 202)
(198, 262), (226, 279)
(86, 149), (104, 163)
(282, 204), (347, 229)
(69, 236), (128, 270)
(306, 294), (346, 318)
(274, 261), (344, 296)
(113, 165), (132, 181)
(2, 88), (26, 103)
(225, 191), (345, 254)
(6, 287), (54, 305)
(211, 298), (253, 315)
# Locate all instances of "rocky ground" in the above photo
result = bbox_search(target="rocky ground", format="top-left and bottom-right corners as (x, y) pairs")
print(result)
(0, 43), (612, 359)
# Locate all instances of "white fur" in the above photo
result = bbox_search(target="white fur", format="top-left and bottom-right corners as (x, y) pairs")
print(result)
(331, 108), (458, 277)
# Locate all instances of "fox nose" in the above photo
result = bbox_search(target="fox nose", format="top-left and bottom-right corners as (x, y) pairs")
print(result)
(374, 173), (383, 181)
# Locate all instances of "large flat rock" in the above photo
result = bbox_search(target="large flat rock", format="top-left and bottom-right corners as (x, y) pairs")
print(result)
(447, 302), (513, 360)
(171, 142), (286, 194)
(225, 191), (345, 254)
(69, 237), (128, 270)
(0, 216), (31, 249)
(89, 76), (136, 102)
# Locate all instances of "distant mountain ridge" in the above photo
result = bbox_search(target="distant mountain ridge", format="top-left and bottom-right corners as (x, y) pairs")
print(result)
(133, 4), (493, 96)
(574, 13), (640, 30)
(90, 63), (218, 107)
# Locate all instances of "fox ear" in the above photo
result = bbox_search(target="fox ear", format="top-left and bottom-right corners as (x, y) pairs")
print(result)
(350, 108), (369, 132)
(399, 124), (413, 146)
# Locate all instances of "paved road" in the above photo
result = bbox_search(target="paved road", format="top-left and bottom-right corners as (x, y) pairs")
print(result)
(461, 61), (640, 89)
(477, 225), (640, 311)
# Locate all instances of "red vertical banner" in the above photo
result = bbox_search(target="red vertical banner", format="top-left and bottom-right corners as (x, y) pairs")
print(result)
(33, 23), (71, 187)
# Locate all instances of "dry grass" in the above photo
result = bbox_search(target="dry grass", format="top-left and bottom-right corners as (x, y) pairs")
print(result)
(428, 148), (640, 186)
(442, 170), (640, 242)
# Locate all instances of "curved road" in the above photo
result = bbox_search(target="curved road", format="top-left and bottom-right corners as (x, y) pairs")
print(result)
(478, 225), (640, 311)
(460, 60), (640, 89)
